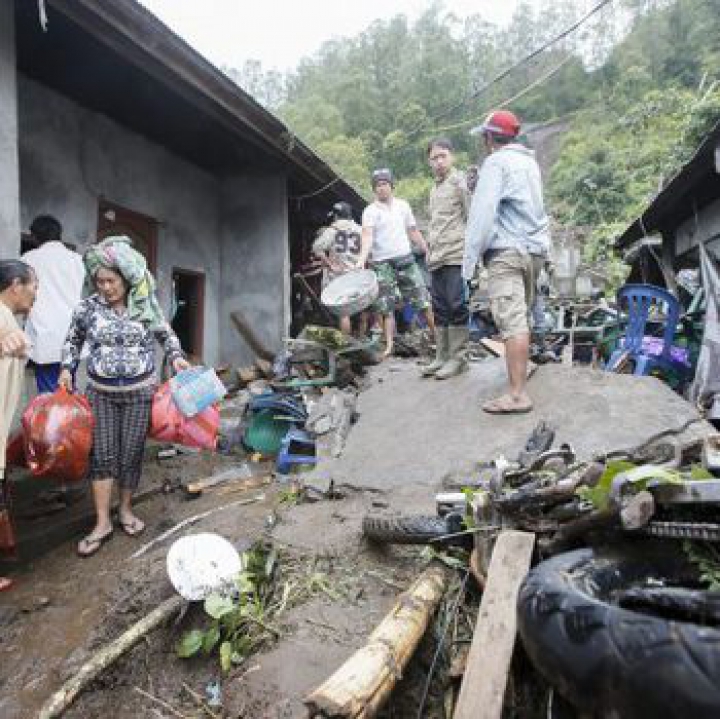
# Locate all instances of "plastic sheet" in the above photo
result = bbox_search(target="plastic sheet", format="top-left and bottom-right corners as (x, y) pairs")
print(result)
(690, 244), (720, 411)
(21, 387), (95, 482)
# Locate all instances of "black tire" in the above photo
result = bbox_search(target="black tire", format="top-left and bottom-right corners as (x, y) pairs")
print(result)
(362, 514), (466, 546)
(518, 541), (720, 719)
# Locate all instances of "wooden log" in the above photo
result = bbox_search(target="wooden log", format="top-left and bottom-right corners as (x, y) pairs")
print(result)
(184, 466), (254, 495)
(230, 309), (275, 361)
(38, 595), (185, 719)
(454, 531), (535, 719)
(304, 563), (449, 718)
(255, 358), (274, 378)
(237, 366), (260, 385)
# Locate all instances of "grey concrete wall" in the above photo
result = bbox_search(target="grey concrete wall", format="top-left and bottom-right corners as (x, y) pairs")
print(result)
(219, 175), (290, 365)
(17, 76), (223, 363)
(0, 0), (20, 257)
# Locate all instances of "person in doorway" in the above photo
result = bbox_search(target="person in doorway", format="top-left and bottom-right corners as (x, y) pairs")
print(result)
(422, 138), (471, 379)
(360, 168), (435, 358)
(0, 260), (38, 591)
(313, 201), (364, 336)
(23, 215), (85, 393)
(463, 110), (550, 414)
(59, 237), (190, 557)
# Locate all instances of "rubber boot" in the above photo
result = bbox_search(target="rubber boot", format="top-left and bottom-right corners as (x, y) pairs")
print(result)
(435, 325), (469, 380)
(421, 327), (449, 377)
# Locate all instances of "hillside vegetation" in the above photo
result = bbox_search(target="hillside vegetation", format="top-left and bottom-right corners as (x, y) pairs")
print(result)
(230, 0), (720, 271)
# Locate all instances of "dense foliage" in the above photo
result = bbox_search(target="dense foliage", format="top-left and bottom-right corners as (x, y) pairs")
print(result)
(230, 0), (720, 272)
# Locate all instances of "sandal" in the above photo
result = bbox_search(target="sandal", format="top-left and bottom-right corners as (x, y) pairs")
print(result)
(119, 517), (145, 537)
(482, 394), (533, 415)
(77, 530), (114, 558)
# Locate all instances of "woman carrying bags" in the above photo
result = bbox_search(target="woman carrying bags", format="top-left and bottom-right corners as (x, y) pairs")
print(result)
(60, 237), (190, 557)
(0, 260), (38, 589)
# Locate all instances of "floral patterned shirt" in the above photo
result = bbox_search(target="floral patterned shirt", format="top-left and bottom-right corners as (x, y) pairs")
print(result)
(61, 295), (182, 380)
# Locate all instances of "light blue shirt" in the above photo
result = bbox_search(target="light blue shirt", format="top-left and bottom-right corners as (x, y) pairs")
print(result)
(463, 144), (550, 280)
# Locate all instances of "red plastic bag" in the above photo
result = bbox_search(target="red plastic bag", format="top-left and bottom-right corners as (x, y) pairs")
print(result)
(5, 430), (26, 468)
(150, 382), (218, 450)
(22, 387), (95, 482)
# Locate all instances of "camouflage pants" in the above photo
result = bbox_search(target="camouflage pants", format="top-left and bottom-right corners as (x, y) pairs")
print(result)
(371, 257), (430, 315)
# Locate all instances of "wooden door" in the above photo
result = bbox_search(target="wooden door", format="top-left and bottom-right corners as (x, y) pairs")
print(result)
(97, 201), (158, 274)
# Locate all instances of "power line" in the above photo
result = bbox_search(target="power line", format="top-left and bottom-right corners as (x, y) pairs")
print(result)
(289, 177), (341, 201)
(405, 0), (615, 140)
(430, 53), (576, 135)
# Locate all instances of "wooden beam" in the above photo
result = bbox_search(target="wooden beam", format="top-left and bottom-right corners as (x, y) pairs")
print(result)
(454, 531), (535, 719)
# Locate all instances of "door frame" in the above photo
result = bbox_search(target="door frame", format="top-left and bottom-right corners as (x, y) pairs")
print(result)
(171, 267), (205, 359)
(97, 200), (158, 274)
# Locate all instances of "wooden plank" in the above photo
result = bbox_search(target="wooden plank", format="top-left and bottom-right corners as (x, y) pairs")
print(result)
(454, 531), (535, 719)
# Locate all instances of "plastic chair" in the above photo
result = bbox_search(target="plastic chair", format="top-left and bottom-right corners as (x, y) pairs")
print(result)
(605, 284), (687, 379)
(276, 428), (317, 474)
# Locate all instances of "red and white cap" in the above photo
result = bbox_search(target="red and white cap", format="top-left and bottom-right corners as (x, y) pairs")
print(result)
(477, 110), (521, 138)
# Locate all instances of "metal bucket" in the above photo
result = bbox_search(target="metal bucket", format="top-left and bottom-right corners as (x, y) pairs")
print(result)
(321, 269), (379, 317)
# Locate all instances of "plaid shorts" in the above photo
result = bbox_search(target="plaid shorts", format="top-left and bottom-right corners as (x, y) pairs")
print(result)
(371, 256), (430, 315)
(87, 384), (155, 490)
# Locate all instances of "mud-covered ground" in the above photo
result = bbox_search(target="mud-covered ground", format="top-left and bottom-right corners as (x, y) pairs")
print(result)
(0, 361), (708, 718)
(0, 449), (438, 719)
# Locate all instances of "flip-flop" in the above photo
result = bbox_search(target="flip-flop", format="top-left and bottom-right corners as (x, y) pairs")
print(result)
(120, 518), (145, 537)
(482, 395), (533, 415)
(77, 531), (114, 558)
(0, 577), (14, 592)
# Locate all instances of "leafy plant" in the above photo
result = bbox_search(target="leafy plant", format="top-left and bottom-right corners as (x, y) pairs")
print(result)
(176, 542), (279, 671)
(684, 540), (720, 591)
(576, 460), (636, 510)
(576, 462), (687, 510)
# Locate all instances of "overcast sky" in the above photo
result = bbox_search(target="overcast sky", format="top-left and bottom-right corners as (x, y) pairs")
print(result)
(140, 0), (552, 74)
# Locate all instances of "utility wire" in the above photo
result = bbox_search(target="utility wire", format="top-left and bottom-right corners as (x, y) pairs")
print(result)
(405, 0), (615, 140)
(289, 177), (341, 201)
(430, 52), (576, 135)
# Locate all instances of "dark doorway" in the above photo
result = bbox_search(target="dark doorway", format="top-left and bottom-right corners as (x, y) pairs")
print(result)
(97, 200), (158, 273)
(171, 269), (205, 360)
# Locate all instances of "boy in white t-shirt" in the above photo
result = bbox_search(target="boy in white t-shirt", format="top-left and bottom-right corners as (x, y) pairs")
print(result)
(359, 169), (434, 357)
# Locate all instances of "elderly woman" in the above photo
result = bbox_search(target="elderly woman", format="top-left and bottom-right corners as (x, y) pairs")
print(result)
(59, 237), (189, 557)
(0, 260), (38, 590)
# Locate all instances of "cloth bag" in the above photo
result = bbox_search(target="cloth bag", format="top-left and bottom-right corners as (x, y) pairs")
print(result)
(21, 387), (95, 482)
(150, 382), (219, 450)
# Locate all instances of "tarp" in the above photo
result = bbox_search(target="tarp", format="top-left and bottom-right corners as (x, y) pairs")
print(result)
(689, 243), (720, 411)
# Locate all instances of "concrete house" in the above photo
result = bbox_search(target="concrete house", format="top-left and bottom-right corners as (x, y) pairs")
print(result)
(616, 120), (720, 289)
(0, 0), (364, 365)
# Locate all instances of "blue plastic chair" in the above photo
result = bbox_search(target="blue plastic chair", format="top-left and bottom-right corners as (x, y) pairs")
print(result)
(276, 428), (317, 474)
(605, 284), (686, 379)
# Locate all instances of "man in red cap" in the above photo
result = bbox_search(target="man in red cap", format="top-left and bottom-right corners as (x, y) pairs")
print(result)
(463, 109), (550, 414)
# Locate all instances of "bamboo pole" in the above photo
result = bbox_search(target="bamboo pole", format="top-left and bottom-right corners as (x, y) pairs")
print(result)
(304, 563), (449, 718)
(38, 595), (185, 719)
